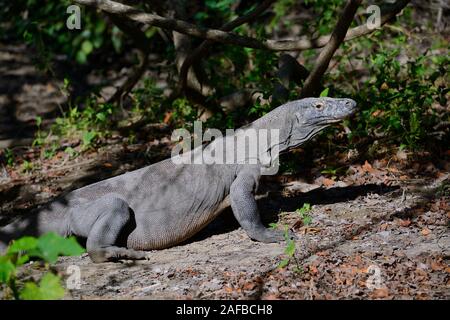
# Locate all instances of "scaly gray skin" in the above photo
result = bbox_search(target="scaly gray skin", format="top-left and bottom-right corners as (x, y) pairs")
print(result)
(0, 97), (356, 262)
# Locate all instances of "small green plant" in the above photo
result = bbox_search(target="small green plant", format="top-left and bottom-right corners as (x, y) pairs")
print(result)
(64, 147), (78, 158)
(343, 49), (448, 150)
(0, 232), (85, 300)
(269, 222), (279, 229)
(32, 116), (44, 147)
(320, 87), (330, 97)
(321, 167), (337, 176)
(171, 97), (198, 127)
(37, 96), (117, 154)
(296, 203), (312, 226)
(43, 143), (58, 159)
(3, 148), (14, 167)
(132, 78), (165, 122)
(21, 160), (33, 173)
(81, 130), (97, 150)
(277, 225), (302, 273)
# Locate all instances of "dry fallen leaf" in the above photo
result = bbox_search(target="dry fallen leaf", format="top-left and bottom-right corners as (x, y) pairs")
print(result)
(242, 282), (257, 291)
(396, 219), (412, 227)
(430, 261), (443, 271)
(362, 160), (374, 173)
(379, 223), (390, 231)
(304, 227), (321, 234)
(163, 112), (172, 124)
(224, 286), (233, 293)
(372, 110), (383, 117)
(371, 287), (389, 298)
(309, 265), (319, 274)
(421, 228), (431, 236)
(322, 178), (335, 187)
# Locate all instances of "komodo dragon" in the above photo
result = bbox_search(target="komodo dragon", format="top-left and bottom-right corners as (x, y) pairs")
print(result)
(0, 97), (356, 262)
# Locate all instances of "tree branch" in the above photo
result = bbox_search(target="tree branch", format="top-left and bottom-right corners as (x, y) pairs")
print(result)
(106, 12), (150, 104)
(178, 0), (276, 92)
(301, 0), (362, 98)
(74, 0), (411, 51)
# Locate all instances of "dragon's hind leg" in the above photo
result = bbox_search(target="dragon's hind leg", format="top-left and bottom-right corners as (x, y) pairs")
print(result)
(71, 196), (149, 263)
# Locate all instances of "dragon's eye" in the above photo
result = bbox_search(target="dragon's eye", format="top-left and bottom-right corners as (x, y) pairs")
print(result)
(315, 103), (324, 110)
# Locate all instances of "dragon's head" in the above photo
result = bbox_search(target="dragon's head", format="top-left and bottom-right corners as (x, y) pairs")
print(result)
(281, 97), (357, 149)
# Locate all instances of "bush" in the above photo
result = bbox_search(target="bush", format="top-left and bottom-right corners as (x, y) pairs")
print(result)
(0, 233), (85, 300)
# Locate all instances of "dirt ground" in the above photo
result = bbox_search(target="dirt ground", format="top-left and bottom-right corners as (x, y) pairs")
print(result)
(47, 178), (448, 300)
(0, 43), (449, 300)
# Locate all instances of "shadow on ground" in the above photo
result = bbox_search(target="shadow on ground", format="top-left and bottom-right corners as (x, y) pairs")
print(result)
(191, 183), (399, 243)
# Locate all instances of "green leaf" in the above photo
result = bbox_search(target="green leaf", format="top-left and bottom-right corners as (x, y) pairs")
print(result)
(296, 203), (311, 215)
(96, 112), (106, 122)
(16, 254), (30, 266)
(35, 116), (42, 127)
(76, 50), (87, 64)
(285, 240), (296, 257)
(0, 257), (16, 283)
(7, 236), (38, 254)
(278, 258), (290, 269)
(321, 168), (337, 175)
(19, 273), (65, 300)
(82, 131), (97, 147)
(302, 215), (312, 226)
(29, 233), (85, 264)
(293, 266), (303, 274)
(81, 40), (93, 55)
(319, 88), (329, 97)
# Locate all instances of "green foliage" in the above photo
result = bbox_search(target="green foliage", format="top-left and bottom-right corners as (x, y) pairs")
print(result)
(48, 96), (116, 151)
(270, 0), (296, 29)
(296, 203), (312, 226)
(3, 148), (15, 167)
(19, 273), (65, 300)
(0, 1), (119, 68)
(303, 0), (346, 35)
(32, 116), (44, 147)
(172, 98), (198, 126)
(277, 225), (302, 273)
(21, 160), (33, 173)
(132, 78), (165, 122)
(4, 0), (447, 163)
(320, 88), (330, 97)
(0, 233), (85, 300)
(64, 147), (78, 158)
(82, 131), (97, 150)
(195, 0), (236, 25)
(350, 50), (449, 149)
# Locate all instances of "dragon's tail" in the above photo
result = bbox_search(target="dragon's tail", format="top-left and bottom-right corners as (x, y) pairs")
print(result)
(0, 202), (68, 253)
(0, 214), (39, 252)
